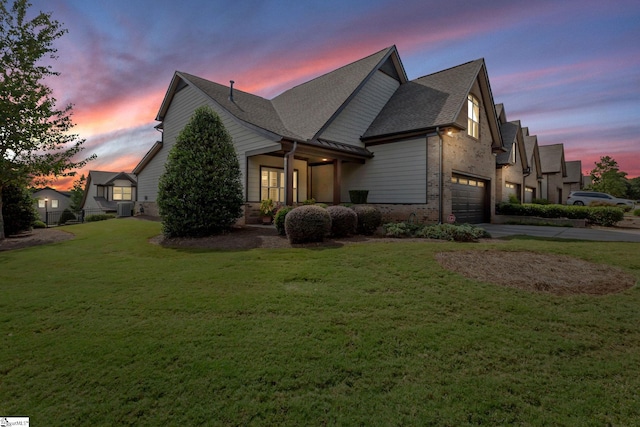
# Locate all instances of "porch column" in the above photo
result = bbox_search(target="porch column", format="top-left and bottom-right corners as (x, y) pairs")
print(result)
(333, 159), (342, 205)
(285, 153), (295, 206)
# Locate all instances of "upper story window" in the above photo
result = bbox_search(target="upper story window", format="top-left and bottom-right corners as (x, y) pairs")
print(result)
(38, 199), (45, 208)
(511, 142), (517, 164)
(113, 186), (132, 201)
(467, 94), (480, 138)
(51, 199), (59, 208)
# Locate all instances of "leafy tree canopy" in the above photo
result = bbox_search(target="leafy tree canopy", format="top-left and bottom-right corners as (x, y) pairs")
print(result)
(0, 0), (95, 239)
(157, 106), (244, 237)
(589, 156), (628, 197)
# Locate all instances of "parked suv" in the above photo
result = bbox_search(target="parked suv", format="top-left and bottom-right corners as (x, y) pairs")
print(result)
(567, 191), (635, 208)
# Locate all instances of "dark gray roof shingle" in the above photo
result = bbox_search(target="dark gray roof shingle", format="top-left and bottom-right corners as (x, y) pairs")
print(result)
(539, 144), (565, 174)
(496, 121), (519, 165)
(363, 59), (484, 139)
(178, 72), (302, 141)
(272, 47), (395, 141)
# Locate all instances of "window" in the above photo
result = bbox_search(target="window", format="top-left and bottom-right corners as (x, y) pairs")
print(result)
(38, 199), (45, 208)
(511, 142), (517, 163)
(260, 167), (297, 203)
(467, 94), (480, 138)
(113, 186), (132, 200)
(51, 199), (59, 208)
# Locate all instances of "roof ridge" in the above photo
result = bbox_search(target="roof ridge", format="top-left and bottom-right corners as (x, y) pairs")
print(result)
(273, 46), (395, 98)
(413, 58), (484, 81)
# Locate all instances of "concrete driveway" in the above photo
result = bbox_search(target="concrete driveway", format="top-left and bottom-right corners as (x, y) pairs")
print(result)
(477, 224), (640, 242)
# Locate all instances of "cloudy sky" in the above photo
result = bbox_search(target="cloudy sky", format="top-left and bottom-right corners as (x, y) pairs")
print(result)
(29, 0), (640, 188)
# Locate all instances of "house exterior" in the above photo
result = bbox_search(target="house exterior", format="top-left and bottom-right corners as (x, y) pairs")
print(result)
(80, 171), (137, 213)
(563, 160), (583, 197)
(522, 128), (543, 203)
(538, 144), (567, 204)
(494, 104), (528, 203)
(135, 46), (505, 224)
(32, 187), (72, 222)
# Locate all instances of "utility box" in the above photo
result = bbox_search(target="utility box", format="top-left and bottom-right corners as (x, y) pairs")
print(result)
(117, 202), (134, 217)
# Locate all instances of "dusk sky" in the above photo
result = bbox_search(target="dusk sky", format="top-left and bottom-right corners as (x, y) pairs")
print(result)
(29, 0), (640, 189)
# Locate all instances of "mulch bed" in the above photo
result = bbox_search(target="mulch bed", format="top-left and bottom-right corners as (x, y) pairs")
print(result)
(435, 250), (636, 296)
(0, 228), (74, 252)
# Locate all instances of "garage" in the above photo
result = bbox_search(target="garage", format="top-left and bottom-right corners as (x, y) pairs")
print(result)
(451, 174), (488, 223)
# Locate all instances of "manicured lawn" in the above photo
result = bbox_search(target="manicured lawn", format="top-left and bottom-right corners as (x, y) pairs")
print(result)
(1, 219), (639, 425)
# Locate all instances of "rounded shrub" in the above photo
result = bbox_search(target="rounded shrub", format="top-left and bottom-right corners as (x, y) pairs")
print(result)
(353, 205), (382, 235)
(58, 208), (76, 225)
(274, 205), (294, 236)
(33, 220), (46, 229)
(284, 205), (331, 244)
(326, 205), (357, 237)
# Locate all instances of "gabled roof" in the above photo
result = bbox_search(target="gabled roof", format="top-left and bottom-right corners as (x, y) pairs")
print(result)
(175, 72), (301, 141)
(32, 187), (71, 199)
(272, 46), (406, 141)
(80, 171), (137, 210)
(362, 58), (503, 150)
(133, 141), (162, 175)
(523, 133), (542, 179)
(496, 121), (519, 165)
(539, 144), (567, 176)
(88, 171), (136, 186)
(155, 46), (407, 145)
(564, 160), (583, 184)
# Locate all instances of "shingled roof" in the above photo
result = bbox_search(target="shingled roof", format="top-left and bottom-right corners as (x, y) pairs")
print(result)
(156, 46), (404, 145)
(539, 144), (566, 175)
(272, 46), (401, 141)
(176, 72), (302, 141)
(564, 160), (583, 184)
(496, 121), (519, 165)
(362, 59), (486, 139)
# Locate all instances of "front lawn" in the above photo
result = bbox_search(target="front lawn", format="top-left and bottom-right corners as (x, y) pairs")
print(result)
(1, 219), (639, 425)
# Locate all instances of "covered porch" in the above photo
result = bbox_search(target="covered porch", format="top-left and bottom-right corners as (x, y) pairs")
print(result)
(244, 139), (372, 222)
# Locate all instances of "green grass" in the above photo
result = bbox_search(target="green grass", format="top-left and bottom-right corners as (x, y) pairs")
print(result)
(1, 219), (639, 425)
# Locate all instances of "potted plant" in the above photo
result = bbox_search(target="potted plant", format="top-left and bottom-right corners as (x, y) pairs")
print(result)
(259, 198), (276, 224)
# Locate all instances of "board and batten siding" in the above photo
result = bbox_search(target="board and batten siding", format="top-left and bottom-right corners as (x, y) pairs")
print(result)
(319, 71), (400, 146)
(137, 82), (280, 202)
(341, 138), (427, 203)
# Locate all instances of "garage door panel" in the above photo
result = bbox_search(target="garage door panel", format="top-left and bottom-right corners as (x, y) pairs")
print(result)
(452, 174), (487, 224)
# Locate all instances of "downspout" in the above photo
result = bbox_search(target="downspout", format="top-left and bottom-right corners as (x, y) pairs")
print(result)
(436, 127), (443, 224)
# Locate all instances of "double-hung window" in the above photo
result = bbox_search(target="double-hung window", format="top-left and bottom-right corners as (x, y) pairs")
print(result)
(113, 186), (132, 201)
(261, 167), (297, 203)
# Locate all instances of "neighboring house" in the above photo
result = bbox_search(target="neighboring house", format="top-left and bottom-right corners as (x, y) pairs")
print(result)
(522, 127), (543, 203)
(563, 160), (583, 197)
(136, 45), (505, 224)
(539, 144), (567, 204)
(32, 187), (72, 222)
(494, 104), (528, 203)
(80, 171), (137, 213)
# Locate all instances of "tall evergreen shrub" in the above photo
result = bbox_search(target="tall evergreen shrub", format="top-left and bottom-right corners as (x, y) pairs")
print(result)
(158, 106), (244, 237)
(2, 183), (38, 236)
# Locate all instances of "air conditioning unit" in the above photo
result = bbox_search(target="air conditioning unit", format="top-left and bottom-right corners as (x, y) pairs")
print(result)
(117, 202), (134, 217)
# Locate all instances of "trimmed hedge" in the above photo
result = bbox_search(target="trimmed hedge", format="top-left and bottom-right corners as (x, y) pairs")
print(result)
(496, 202), (624, 226)
(284, 205), (331, 244)
(85, 214), (115, 222)
(352, 205), (382, 235)
(326, 205), (357, 237)
(383, 222), (489, 242)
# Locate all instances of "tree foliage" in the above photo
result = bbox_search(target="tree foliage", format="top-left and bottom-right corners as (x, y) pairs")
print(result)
(69, 174), (85, 211)
(589, 156), (627, 197)
(0, 0), (94, 239)
(1, 181), (37, 236)
(157, 106), (244, 237)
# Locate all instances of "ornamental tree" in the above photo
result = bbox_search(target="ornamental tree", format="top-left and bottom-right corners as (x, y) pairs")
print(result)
(0, 0), (94, 239)
(157, 106), (244, 237)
